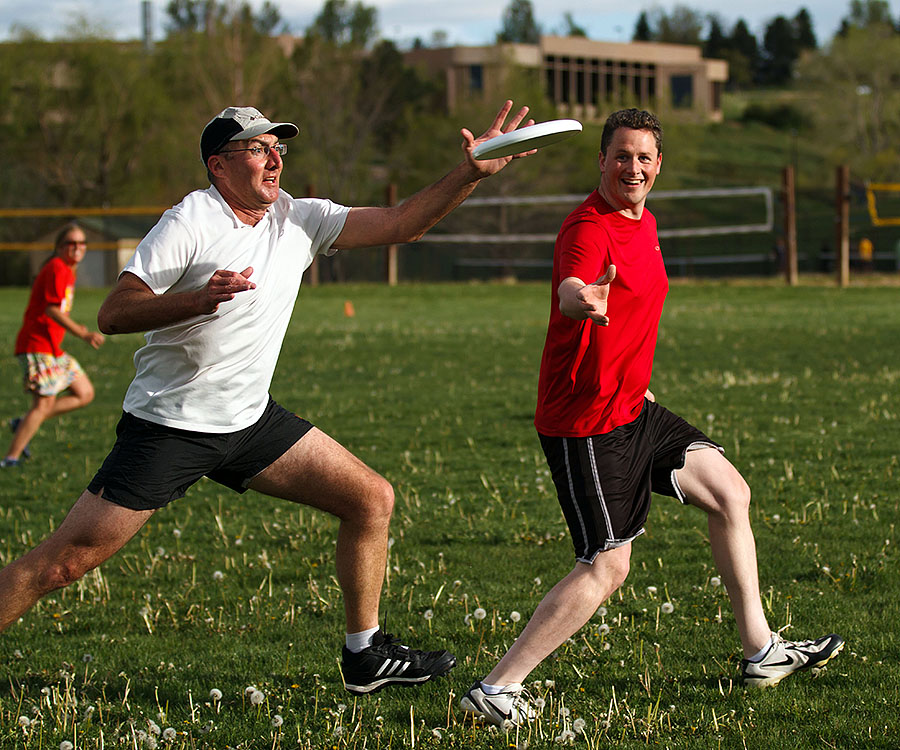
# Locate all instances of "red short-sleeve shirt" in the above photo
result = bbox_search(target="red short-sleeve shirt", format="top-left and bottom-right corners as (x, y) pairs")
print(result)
(15, 257), (76, 357)
(535, 191), (669, 437)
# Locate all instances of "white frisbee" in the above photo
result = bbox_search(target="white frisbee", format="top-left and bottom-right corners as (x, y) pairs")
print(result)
(473, 118), (583, 160)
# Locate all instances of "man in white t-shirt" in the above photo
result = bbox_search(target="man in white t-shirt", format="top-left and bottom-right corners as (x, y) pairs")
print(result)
(0, 102), (536, 695)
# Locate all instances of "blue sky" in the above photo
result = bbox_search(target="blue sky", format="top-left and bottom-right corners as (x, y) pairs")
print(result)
(0, 0), (878, 47)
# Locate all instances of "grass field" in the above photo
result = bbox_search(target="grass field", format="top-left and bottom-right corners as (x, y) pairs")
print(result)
(0, 279), (898, 749)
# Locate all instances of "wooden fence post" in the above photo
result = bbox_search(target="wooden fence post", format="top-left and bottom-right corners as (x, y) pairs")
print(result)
(783, 165), (798, 286)
(385, 183), (398, 286)
(835, 165), (850, 288)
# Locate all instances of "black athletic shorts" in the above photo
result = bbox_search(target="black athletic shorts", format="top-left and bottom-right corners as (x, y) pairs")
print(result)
(87, 398), (314, 511)
(539, 399), (722, 563)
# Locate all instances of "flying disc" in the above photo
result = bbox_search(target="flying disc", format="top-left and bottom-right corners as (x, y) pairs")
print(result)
(473, 119), (583, 160)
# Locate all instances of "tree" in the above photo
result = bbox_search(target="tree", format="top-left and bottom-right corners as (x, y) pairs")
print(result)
(650, 4), (704, 45)
(759, 15), (796, 85)
(844, 0), (894, 28)
(793, 8), (817, 50)
(703, 15), (727, 58)
(725, 19), (759, 88)
(796, 22), (900, 179)
(308, 0), (379, 47)
(561, 12), (587, 38)
(497, 0), (541, 44)
(633, 11), (652, 41)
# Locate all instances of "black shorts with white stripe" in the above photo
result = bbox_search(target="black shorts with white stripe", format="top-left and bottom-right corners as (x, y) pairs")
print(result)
(538, 399), (721, 563)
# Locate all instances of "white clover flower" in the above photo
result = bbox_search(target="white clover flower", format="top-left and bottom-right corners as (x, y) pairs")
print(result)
(510, 611), (521, 622)
(473, 607), (487, 621)
(424, 609), (434, 621)
(60, 742), (74, 750)
(573, 718), (586, 733)
(213, 570), (224, 581)
(209, 688), (222, 702)
(17, 716), (30, 728)
(710, 576), (721, 587)
(250, 689), (265, 705)
(661, 602), (674, 614)
(271, 714), (284, 728)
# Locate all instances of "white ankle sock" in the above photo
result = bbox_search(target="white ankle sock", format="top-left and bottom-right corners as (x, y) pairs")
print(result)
(345, 626), (379, 653)
(747, 633), (777, 663)
(480, 682), (507, 695)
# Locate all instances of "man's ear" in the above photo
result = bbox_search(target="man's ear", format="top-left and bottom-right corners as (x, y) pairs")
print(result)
(207, 154), (227, 178)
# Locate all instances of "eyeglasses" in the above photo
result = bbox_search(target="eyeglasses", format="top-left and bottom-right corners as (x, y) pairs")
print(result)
(219, 143), (287, 159)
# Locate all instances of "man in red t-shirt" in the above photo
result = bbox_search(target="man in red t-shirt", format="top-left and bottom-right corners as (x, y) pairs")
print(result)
(461, 109), (843, 727)
(3, 222), (105, 467)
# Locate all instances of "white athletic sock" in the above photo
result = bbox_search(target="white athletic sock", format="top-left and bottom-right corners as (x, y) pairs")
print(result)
(747, 633), (778, 663)
(479, 682), (509, 695)
(345, 626), (380, 653)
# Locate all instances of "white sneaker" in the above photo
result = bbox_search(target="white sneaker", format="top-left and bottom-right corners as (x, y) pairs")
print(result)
(460, 681), (536, 727)
(742, 632), (844, 688)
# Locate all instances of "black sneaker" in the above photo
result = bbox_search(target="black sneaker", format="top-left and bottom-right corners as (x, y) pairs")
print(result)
(340, 630), (456, 695)
(9, 417), (30, 460)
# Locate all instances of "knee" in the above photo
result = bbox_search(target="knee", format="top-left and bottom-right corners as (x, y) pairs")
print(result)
(710, 476), (752, 520)
(36, 558), (90, 595)
(78, 384), (96, 405)
(358, 477), (394, 526)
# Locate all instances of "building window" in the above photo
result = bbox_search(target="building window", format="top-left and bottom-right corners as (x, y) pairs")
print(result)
(469, 65), (483, 92)
(670, 75), (693, 108)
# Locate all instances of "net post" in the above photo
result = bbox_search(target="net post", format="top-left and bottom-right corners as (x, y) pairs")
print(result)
(782, 166), (798, 286)
(835, 166), (850, 288)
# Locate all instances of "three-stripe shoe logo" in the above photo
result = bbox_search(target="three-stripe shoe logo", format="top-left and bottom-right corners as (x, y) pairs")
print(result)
(375, 658), (411, 678)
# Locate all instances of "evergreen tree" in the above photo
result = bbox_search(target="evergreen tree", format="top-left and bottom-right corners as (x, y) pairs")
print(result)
(633, 11), (653, 41)
(727, 19), (759, 88)
(703, 14), (727, 58)
(760, 15), (797, 85)
(793, 8), (817, 50)
(562, 12), (587, 37)
(497, 0), (541, 44)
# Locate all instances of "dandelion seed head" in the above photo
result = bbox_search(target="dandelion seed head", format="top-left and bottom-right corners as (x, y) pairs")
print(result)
(544, 679), (555, 688)
(573, 718), (586, 733)
(710, 576), (721, 587)
(647, 585), (657, 595)
(598, 623), (610, 635)
(661, 602), (674, 614)
(473, 607), (487, 620)
(510, 610), (521, 622)
(148, 720), (161, 735)
(432, 727), (443, 739)
(209, 688), (222, 701)
(501, 719), (514, 732)
(172, 528), (181, 538)
(18, 716), (30, 728)
(534, 697), (546, 709)
(213, 570), (224, 581)
(464, 613), (472, 625)
(424, 609), (434, 620)
(271, 714), (284, 728)
(162, 728), (177, 740)
(250, 689), (265, 705)
(597, 606), (607, 617)
(533, 577), (541, 586)
(60, 742), (74, 750)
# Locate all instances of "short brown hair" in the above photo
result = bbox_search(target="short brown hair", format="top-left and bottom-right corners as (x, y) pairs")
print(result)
(600, 109), (663, 156)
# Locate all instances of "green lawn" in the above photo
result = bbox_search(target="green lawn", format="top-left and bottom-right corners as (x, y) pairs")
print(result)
(0, 280), (897, 748)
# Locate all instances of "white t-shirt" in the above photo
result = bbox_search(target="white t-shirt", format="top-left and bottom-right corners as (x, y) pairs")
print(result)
(120, 185), (349, 433)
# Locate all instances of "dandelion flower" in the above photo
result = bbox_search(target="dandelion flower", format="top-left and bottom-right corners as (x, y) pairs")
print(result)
(710, 576), (721, 587)
(510, 611), (521, 622)
(534, 697), (546, 709)
(17, 716), (30, 728)
(209, 688), (222, 702)
(431, 727), (443, 739)
(597, 606), (607, 617)
(473, 607), (487, 621)
(250, 689), (265, 705)
(213, 570), (224, 581)
(661, 602), (674, 614)
(647, 585), (658, 595)
(271, 714), (284, 728)
(573, 717), (586, 733)
(60, 742), (74, 750)
(598, 623), (610, 635)
(424, 609), (434, 621)
(162, 728), (177, 740)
